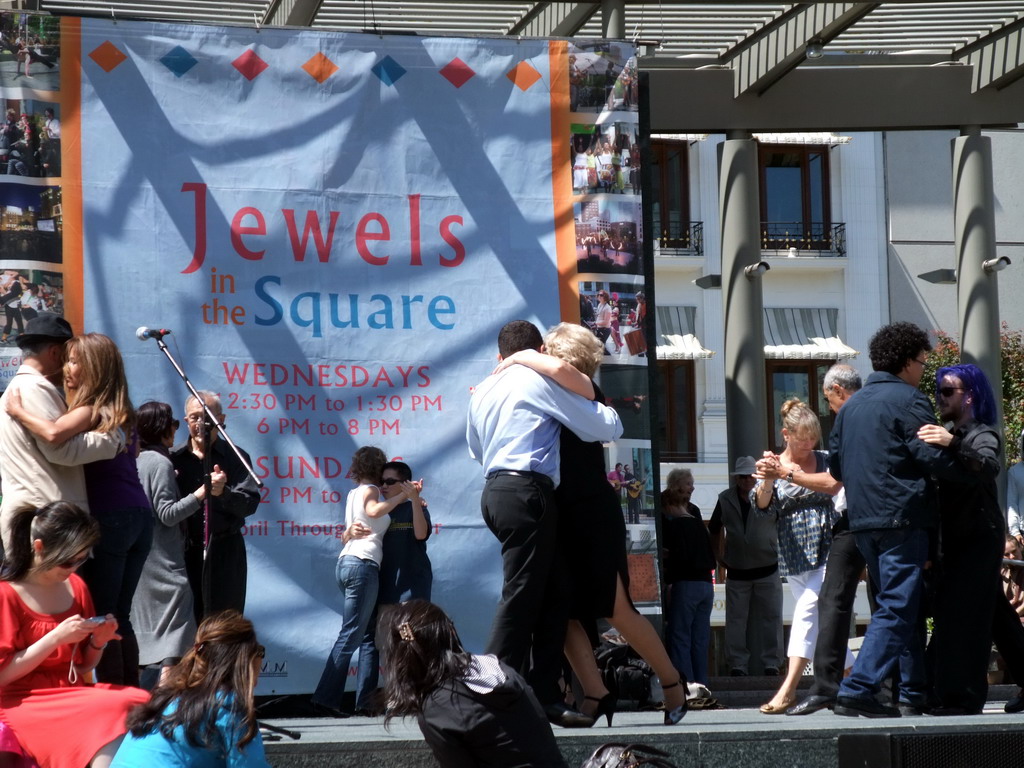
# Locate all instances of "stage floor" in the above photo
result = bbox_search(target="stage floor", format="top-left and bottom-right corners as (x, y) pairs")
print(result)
(261, 698), (1024, 767)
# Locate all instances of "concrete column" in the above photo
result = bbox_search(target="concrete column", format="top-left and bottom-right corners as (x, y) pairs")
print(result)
(601, 0), (625, 38)
(952, 129), (1004, 443)
(720, 131), (768, 467)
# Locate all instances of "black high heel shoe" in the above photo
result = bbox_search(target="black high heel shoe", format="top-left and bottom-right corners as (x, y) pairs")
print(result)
(583, 693), (616, 727)
(661, 679), (687, 725)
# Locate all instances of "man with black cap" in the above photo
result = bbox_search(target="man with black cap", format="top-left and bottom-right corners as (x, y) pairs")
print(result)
(0, 313), (119, 550)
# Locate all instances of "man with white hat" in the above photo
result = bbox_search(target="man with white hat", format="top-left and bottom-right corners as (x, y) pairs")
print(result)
(709, 455), (783, 676)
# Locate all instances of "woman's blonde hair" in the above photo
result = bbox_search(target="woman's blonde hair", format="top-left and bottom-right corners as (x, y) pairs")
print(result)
(544, 322), (604, 378)
(64, 333), (135, 436)
(780, 398), (821, 444)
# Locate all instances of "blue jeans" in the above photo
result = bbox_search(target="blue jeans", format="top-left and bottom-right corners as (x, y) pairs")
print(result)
(667, 579), (713, 685)
(840, 528), (928, 704)
(312, 555), (379, 710)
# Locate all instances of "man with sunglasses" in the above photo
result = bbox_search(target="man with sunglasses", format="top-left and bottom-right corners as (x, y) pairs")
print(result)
(0, 313), (118, 552)
(917, 363), (1024, 715)
(172, 391), (259, 622)
(828, 322), (959, 718)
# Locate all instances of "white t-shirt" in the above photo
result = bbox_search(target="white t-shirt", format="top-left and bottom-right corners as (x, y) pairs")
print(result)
(339, 482), (390, 565)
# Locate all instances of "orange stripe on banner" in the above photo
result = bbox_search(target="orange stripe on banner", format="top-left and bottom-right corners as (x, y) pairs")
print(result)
(549, 40), (579, 324)
(61, 18), (84, 334)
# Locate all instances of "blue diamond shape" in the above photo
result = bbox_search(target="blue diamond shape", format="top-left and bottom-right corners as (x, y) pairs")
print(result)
(160, 45), (198, 78)
(372, 56), (406, 87)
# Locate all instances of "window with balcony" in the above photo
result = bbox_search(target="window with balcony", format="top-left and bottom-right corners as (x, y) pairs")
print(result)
(759, 144), (842, 255)
(650, 140), (700, 253)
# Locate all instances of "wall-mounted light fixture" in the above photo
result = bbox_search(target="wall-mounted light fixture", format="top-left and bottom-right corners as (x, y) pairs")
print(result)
(806, 38), (825, 60)
(744, 261), (771, 279)
(983, 256), (1011, 274)
(917, 268), (957, 284)
(694, 274), (722, 289)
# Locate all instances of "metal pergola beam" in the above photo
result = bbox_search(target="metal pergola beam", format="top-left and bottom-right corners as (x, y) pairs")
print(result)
(263, 0), (323, 27)
(508, 2), (599, 37)
(723, 2), (879, 96)
(645, 63), (1024, 132)
(955, 16), (1024, 92)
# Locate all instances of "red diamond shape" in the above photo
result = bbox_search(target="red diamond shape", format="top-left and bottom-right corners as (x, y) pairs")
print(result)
(440, 57), (474, 88)
(89, 41), (127, 73)
(233, 49), (269, 81)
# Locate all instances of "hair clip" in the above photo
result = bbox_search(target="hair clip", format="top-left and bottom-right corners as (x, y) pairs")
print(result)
(398, 622), (415, 642)
(194, 642), (205, 654)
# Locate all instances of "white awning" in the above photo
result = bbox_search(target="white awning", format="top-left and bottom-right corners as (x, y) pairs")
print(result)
(764, 308), (858, 360)
(658, 333), (716, 360)
(655, 305), (715, 360)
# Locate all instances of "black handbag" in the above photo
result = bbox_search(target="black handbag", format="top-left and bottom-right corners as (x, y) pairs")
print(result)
(580, 742), (679, 768)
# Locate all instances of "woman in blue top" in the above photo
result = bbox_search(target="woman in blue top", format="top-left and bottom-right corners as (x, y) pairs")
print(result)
(111, 611), (269, 767)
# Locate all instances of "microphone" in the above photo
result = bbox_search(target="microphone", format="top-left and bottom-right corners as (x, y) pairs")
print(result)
(136, 326), (172, 341)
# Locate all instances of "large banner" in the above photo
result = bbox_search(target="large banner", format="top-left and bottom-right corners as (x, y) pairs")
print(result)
(0, 13), (647, 694)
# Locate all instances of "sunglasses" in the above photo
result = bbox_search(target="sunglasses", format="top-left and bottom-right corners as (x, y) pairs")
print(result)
(256, 645), (266, 658)
(939, 387), (964, 398)
(380, 478), (401, 486)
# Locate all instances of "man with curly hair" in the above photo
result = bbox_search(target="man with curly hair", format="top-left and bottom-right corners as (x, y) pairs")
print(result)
(828, 322), (958, 718)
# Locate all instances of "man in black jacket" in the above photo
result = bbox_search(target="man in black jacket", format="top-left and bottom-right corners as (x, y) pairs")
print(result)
(172, 390), (260, 621)
(829, 323), (958, 718)
(917, 363), (1024, 714)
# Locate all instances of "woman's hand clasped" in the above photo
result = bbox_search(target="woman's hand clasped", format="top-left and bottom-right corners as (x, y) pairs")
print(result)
(4, 388), (24, 420)
(209, 464), (227, 497)
(402, 480), (422, 501)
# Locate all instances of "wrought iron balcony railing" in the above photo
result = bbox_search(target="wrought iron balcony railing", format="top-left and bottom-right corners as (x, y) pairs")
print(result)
(656, 221), (703, 256)
(761, 222), (846, 257)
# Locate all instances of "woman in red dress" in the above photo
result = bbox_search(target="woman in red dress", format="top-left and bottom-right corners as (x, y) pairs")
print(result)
(0, 502), (148, 768)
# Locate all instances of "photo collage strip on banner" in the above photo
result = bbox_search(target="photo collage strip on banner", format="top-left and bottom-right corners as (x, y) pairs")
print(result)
(567, 43), (661, 616)
(0, 12), (63, 385)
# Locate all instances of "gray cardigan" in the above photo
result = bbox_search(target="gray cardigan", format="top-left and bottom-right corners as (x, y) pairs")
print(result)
(131, 449), (201, 665)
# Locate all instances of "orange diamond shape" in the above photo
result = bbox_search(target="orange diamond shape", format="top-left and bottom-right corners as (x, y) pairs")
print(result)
(302, 52), (339, 84)
(89, 41), (128, 73)
(507, 61), (542, 92)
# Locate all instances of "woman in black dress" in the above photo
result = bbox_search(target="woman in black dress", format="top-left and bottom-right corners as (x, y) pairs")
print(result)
(496, 322), (685, 726)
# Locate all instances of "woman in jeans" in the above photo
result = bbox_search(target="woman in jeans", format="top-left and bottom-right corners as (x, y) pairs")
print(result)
(5, 333), (153, 686)
(310, 446), (413, 717)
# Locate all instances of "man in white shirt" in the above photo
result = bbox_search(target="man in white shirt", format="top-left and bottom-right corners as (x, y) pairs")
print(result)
(467, 320), (622, 727)
(0, 313), (119, 551)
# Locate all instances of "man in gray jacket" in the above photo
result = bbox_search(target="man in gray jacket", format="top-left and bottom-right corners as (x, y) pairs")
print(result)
(709, 456), (782, 676)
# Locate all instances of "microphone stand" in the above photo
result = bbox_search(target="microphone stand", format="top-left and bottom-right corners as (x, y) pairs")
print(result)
(146, 335), (264, 563)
